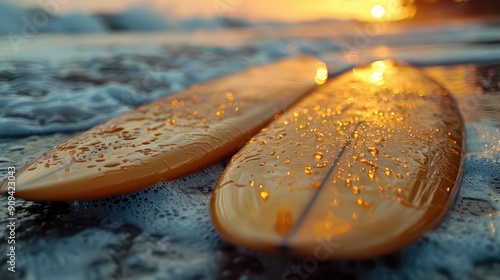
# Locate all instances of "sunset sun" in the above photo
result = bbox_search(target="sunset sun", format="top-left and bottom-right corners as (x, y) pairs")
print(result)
(370, 4), (386, 19)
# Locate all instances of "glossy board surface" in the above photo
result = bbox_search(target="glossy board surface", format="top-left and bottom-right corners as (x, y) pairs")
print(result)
(1, 56), (326, 201)
(211, 60), (465, 260)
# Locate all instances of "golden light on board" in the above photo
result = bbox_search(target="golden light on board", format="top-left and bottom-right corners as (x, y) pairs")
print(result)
(369, 60), (390, 84)
(315, 63), (328, 85)
(352, 60), (394, 85)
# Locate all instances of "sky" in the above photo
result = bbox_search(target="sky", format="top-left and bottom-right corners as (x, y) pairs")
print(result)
(14, 0), (413, 22)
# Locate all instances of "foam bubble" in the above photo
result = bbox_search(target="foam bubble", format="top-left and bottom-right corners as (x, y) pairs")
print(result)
(0, 85), (135, 136)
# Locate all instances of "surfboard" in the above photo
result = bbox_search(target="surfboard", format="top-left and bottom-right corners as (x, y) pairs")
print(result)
(210, 60), (465, 260)
(1, 56), (327, 201)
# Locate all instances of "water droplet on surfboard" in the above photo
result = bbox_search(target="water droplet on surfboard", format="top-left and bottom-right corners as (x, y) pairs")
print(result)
(367, 146), (379, 156)
(313, 152), (324, 160)
(260, 190), (270, 201)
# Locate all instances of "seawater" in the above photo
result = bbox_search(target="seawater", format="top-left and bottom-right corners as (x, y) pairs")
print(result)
(1, 20), (500, 136)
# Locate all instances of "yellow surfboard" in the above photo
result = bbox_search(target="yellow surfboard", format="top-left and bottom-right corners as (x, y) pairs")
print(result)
(1, 56), (327, 201)
(211, 60), (464, 260)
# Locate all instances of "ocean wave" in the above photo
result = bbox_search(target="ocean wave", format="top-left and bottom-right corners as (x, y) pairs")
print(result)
(0, 2), (254, 36)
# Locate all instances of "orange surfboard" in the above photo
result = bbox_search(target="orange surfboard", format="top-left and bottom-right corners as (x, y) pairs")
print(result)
(211, 60), (465, 260)
(1, 56), (327, 201)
